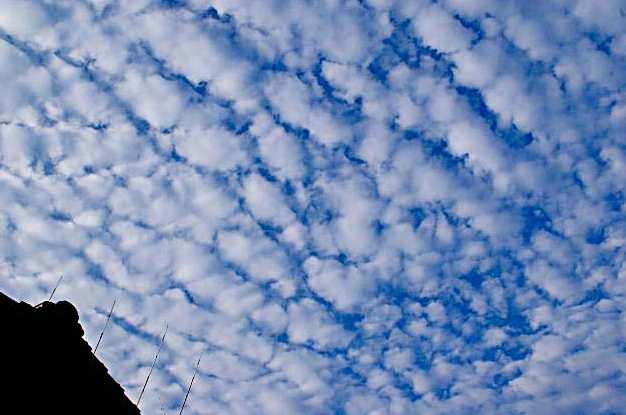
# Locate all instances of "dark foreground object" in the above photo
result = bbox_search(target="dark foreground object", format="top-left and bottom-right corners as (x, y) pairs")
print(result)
(0, 291), (141, 415)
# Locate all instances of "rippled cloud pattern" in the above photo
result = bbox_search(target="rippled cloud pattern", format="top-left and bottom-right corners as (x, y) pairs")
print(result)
(1, 0), (626, 414)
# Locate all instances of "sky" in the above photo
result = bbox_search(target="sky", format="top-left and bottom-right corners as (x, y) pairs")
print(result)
(0, 0), (625, 414)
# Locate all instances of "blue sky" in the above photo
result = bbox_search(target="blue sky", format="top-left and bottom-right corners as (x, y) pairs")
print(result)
(1, 0), (626, 414)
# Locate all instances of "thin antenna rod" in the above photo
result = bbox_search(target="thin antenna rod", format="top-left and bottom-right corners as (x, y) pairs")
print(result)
(48, 275), (64, 302)
(94, 300), (116, 354)
(137, 325), (169, 407)
(158, 395), (167, 415)
(178, 343), (206, 415)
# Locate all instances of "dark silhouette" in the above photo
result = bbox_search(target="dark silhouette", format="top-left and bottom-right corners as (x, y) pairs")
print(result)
(0, 291), (142, 414)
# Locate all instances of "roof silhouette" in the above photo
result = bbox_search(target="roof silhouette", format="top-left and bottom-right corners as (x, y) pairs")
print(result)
(0, 291), (142, 415)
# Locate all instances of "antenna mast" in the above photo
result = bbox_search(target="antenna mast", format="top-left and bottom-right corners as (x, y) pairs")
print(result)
(178, 343), (205, 415)
(94, 300), (116, 354)
(158, 395), (168, 415)
(48, 275), (64, 302)
(137, 325), (169, 407)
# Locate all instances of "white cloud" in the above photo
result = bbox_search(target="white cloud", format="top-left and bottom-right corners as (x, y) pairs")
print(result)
(243, 173), (295, 227)
(287, 299), (354, 349)
(116, 69), (187, 129)
(1, 0), (626, 414)
(265, 74), (351, 146)
(0, 0), (49, 38)
(253, 121), (305, 180)
(217, 230), (291, 283)
(413, 4), (476, 53)
(304, 256), (369, 311)
(173, 126), (249, 171)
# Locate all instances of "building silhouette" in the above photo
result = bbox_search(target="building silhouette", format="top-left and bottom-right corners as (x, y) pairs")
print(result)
(0, 291), (142, 415)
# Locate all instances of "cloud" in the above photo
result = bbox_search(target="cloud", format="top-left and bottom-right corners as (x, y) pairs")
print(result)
(413, 4), (476, 53)
(1, 0), (625, 414)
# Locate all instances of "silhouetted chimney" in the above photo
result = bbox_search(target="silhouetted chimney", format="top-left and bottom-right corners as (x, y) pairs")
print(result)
(0, 291), (142, 415)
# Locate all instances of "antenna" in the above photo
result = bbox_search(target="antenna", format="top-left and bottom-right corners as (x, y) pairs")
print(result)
(178, 342), (206, 415)
(48, 275), (64, 302)
(94, 300), (116, 354)
(158, 394), (168, 415)
(137, 325), (169, 407)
